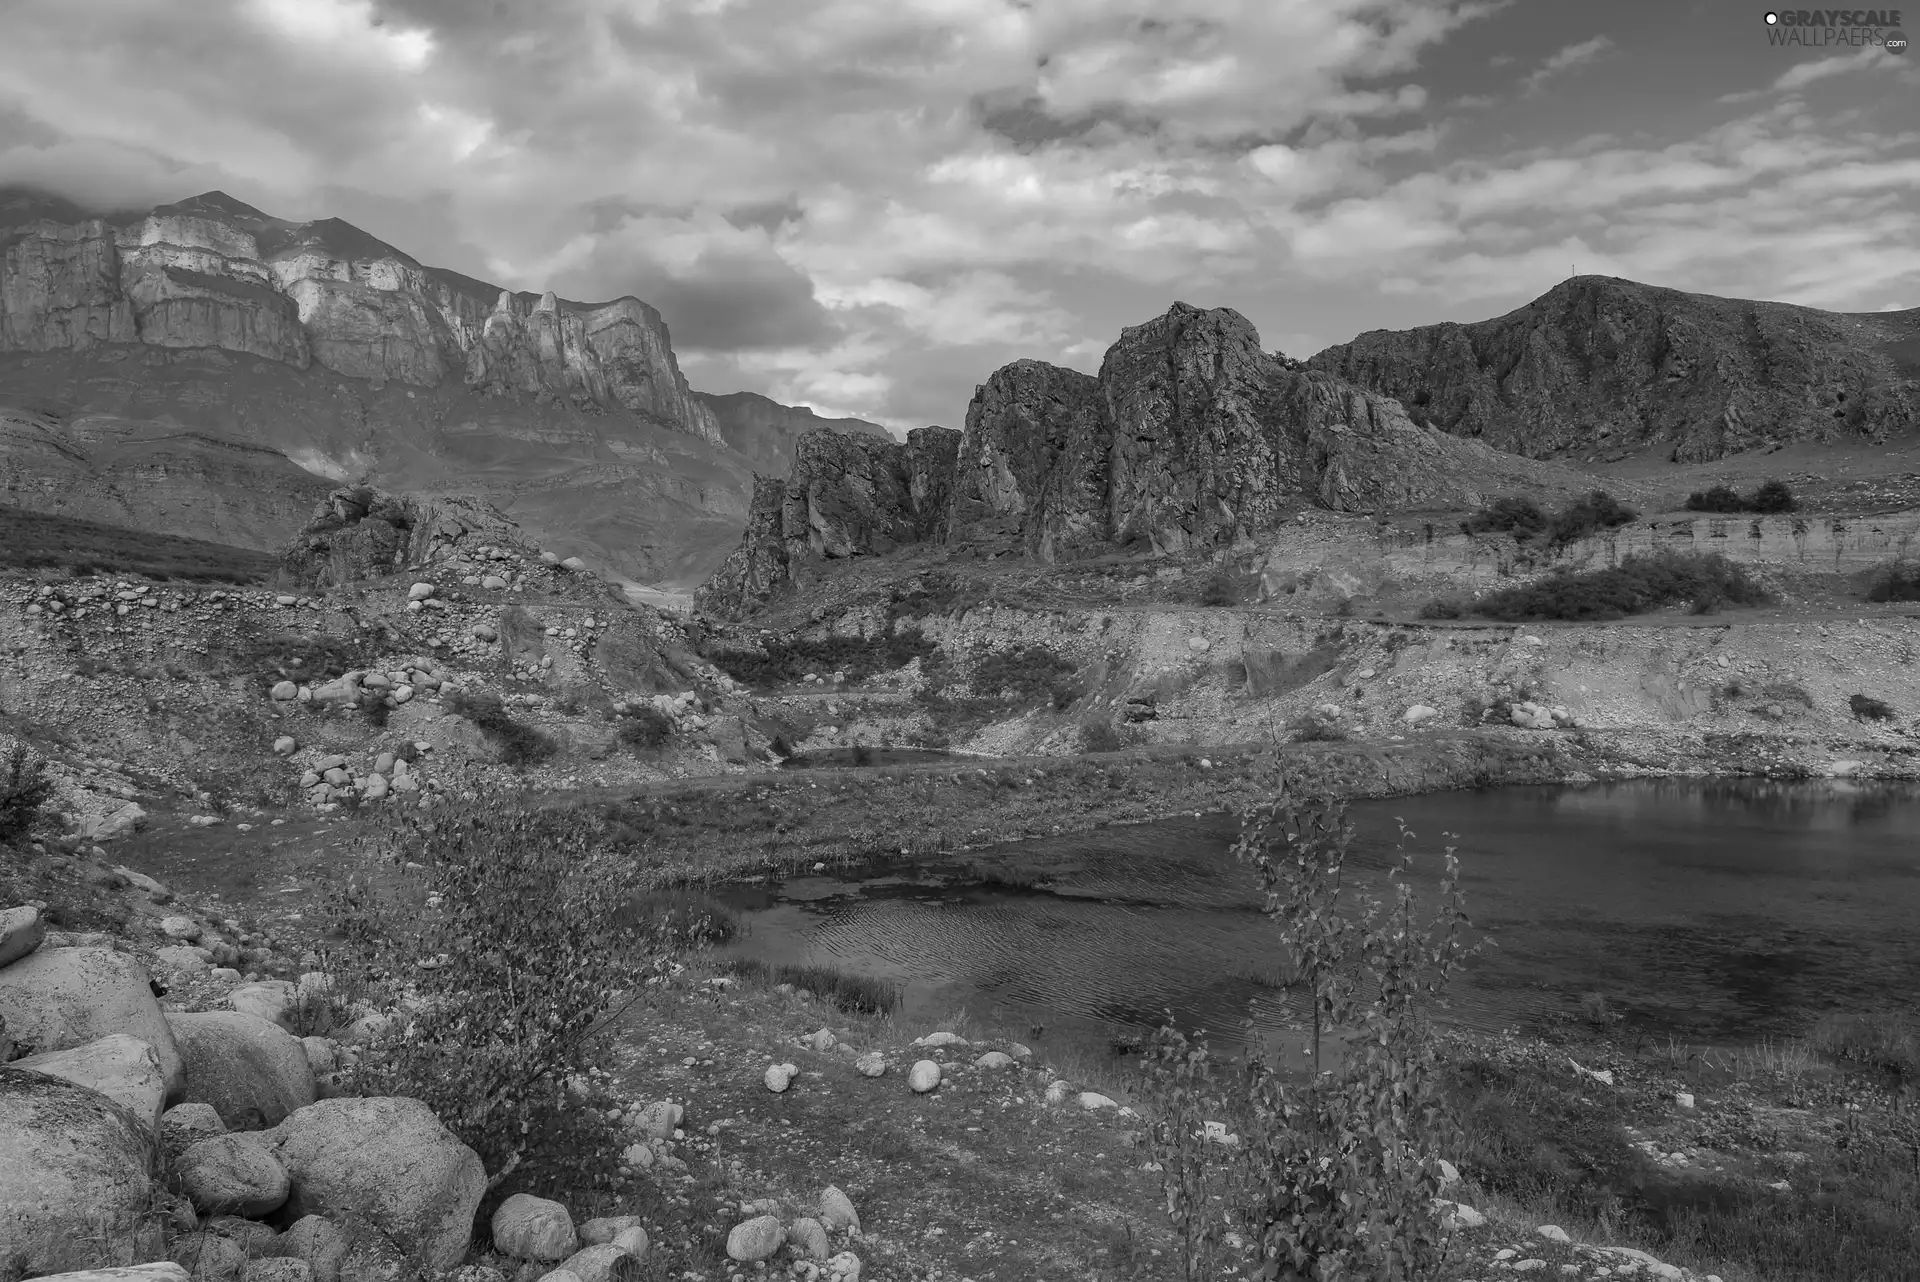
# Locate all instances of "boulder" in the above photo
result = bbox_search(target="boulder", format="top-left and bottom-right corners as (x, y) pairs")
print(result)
(973, 1051), (1014, 1070)
(819, 1186), (860, 1233)
(491, 1192), (577, 1262)
(263, 1096), (486, 1273)
(0, 903), (46, 967)
(608, 1227), (648, 1260)
(788, 1217), (830, 1260)
(725, 1216), (785, 1262)
(577, 1216), (644, 1247)
(168, 1232), (247, 1279)
(0, 946), (183, 1094)
(168, 1011), (316, 1130)
(265, 1216), (346, 1282)
(227, 981), (297, 1029)
(26, 1267), (191, 1281)
(177, 1132), (290, 1217)
(239, 1261), (312, 1282)
(855, 1052), (885, 1077)
(154, 945), (213, 977)
(763, 1063), (797, 1093)
(907, 1060), (941, 1092)
(554, 1244), (640, 1282)
(0, 1068), (162, 1276)
(12, 1033), (169, 1131)
(161, 1102), (227, 1155)
(635, 1100), (681, 1139)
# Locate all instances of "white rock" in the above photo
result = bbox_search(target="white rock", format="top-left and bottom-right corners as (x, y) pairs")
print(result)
(271, 682), (299, 702)
(907, 1060), (942, 1092)
(973, 1051), (1014, 1070)
(1187, 636), (1211, 653)
(176, 1132), (289, 1217)
(12, 1033), (168, 1132)
(1402, 704), (1438, 726)
(273, 736), (297, 755)
(0, 946), (183, 1093)
(0, 1070), (164, 1276)
(819, 1185), (861, 1233)
(160, 915), (201, 941)
(764, 1063), (798, 1093)
(1537, 1224), (1571, 1243)
(1675, 1091), (1695, 1110)
(726, 1215), (785, 1262)
(492, 1192), (578, 1262)
(168, 1010), (317, 1131)
(855, 1052), (885, 1077)
(1079, 1091), (1120, 1110)
(407, 582), (436, 601)
(0, 904), (47, 967)
(913, 1031), (968, 1048)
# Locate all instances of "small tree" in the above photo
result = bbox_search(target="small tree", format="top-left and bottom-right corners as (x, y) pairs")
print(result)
(0, 745), (54, 844)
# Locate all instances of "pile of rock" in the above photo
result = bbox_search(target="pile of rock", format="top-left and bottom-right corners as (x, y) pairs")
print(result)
(296, 745), (437, 810)
(1504, 699), (1579, 730)
(284, 655), (446, 711)
(722, 1186), (863, 1279)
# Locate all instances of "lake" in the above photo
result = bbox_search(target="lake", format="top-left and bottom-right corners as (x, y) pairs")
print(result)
(709, 779), (1920, 1062)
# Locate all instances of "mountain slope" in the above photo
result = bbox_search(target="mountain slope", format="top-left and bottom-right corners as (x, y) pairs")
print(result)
(697, 301), (1615, 617)
(1308, 275), (1920, 464)
(0, 187), (889, 587)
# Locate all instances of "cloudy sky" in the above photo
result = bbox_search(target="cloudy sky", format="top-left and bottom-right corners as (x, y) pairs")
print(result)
(2, 0), (1916, 434)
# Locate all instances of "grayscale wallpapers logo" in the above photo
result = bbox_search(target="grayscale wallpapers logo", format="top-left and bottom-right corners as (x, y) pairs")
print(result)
(1764, 9), (1908, 52)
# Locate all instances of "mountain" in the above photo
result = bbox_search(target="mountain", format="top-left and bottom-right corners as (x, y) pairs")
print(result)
(693, 391), (891, 476)
(0, 187), (889, 588)
(696, 301), (1611, 617)
(1308, 275), (1920, 464)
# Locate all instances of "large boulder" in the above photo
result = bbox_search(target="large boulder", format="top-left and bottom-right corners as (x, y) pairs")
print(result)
(176, 1132), (290, 1217)
(11, 1033), (169, 1131)
(263, 1216), (346, 1282)
(0, 946), (183, 1096)
(262, 1097), (485, 1273)
(167, 1011), (316, 1130)
(29, 1267), (191, 1280)
(0, 903), (46, 967)
(491, 1192), (577, 1262)
(0, 1068), (162, 1276)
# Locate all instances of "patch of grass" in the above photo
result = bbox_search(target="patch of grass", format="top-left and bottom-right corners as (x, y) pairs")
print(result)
(1863, 559), (1920, 604)
(969, 644), (1076, 705)
(1462, 490), (1639, 550)
(1417, 597), (1465, 620)
(1467, 551), (1770, 622)
(1287, 713), (1348, 743)
(1686, 479), (1798, 514)
(444, 689), (558, 768)
(615, 706), (675, 752)
(0, 505), (277, 583)
(617, 888), (741, 947)
(1851, 694), (1896, 722)
(703, 627), (938, 689)
(718, 957), (902, 1015)
(884, 571), (989, 623)
(1078, 720), (1136, 753)
(0, 744), (54, 845)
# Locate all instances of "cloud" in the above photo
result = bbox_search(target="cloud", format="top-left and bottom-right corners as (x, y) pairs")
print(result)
(1519, 35), (1615, 94)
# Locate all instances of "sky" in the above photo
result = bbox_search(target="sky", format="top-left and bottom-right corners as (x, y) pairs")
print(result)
(1, 0), (1916, 435)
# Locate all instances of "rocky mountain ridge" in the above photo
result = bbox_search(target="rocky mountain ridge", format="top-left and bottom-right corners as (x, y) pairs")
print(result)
(1309, 275), (1920, 464)
(696, 302), (1611, 617)
(0, 187), (891, 588)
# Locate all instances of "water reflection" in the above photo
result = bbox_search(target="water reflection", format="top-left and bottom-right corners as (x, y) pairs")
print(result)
(710, 780), (1920, 1058)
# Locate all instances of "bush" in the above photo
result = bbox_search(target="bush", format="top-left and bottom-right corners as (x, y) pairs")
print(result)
(615, 706), (675, 752)
(1139, 777), (1485, 1280)
(0, 744), (54, 844)
(1416, 597), (1464, 620)
(705, 626), (938, 688)
(325, 798), (676, 1189)
(1461, 496), (1550, 540)
(1461, 490), (1636, 549)
(1470, 551), (1769, 622)
(1851, 694), (1896, 722)
(1685, 480), (1797, 515)
(1079, 721), (1128, 753)
(445, 689), (558, 768)
(1864, 560), (1920, 604)
(971, 644), (1076, 704)
(1547, 489), (1639, 548)
(1288, 713), (1348, 743)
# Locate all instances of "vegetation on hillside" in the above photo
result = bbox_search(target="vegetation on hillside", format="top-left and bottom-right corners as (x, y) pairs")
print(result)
(701, 625), (938, 688)
(0, 504), (277, 583)
(1420, 551), (1771, 622)
(444, 688), (558, 767)
(0, 744), (53, 844)
(1863, 560), (1920, 603)
(1462, 490), (1639, 549)
(1685, 480), (1798, 514)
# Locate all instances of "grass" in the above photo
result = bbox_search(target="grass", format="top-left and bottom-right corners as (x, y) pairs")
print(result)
(1850, 694), (1896, 722)
(1686, 481), (1798, 515)
(1863, 560), (1920, 604)
(1432, 551), (1772, 623)
(0, 505), (278, 583)
(701, 626), (939, 688)
(443, 688), (558, 767)
(716, 957), (904, 1015)
(1462, 490), (1639, 550)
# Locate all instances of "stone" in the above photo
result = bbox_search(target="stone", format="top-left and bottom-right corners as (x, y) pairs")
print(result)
(26, 1268), (191, 1281)
(560, 557), (586, 572)
(482, 575), (508, 591)
(553, 1244), (640, 1282)
(577, 1216), (643, 1248)
(155, 945), (213, 977)
(168, 1233), (247, 1280)
(1079, 1091), (1120, 1110)
(0, 946), (184, 1094)
(913, 1031), (968, 1049)
(263, 1096), (486, 1273)
(1435, 1198), (1486, 1229)
(267, 1216), (346, 1282)
(161, 916), (203, 941)
(227, 981), (297, 1028)
(608, 1227), (648, 1260)
(855, 1052), (885, 1077)
(825, 1252), (863, 1281)
(1437, 1158), (1460, 1187)
(13, 1033), (169, 1131)
(907, 1059), (941, 1092)
(0, 903), (48, 966)
(271, 682), (299, 702)
(635, 1099), (681, 1139)
(725, 1216), (785, 1262)
(788, 1217), (830, 1260)
(819, 1186), (860, 1233)
(973, 1051), (1014, 1070)
(177, 1132), (290, 1217)
(1402, 704), (1439, 726)
(239, 1261), (312, 1282)
(407, 582), (436, 601)
(161, 1102), (227, 1154)
(298, 1037), (337, 1077)
(764, 1062), (797, 1092)
(168, 1011), (317, 1130)
(273, 737), (297, 755)
(800, 1027), (835, 1052)
(1675, 1091), (1695, 1110)
(492, 1192), (578, 1261)
(0, 1068), (163, 1277)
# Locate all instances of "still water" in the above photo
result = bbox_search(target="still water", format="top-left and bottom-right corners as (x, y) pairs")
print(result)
(711, 780), (1920, 1058)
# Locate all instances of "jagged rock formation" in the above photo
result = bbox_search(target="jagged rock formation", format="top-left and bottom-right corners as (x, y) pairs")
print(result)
(1309, 276), (1920, 464)
(280, 485), (525, 587)
(0, 190), (722, 441)
(693, 391), (890, 475)
(697, 302), (1605, 617)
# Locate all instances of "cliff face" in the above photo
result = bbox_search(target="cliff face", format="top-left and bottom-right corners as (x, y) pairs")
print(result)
(697, 301), (1610, 617)
(1309, 276), (1920, 464)
(0, 190), (722, 444)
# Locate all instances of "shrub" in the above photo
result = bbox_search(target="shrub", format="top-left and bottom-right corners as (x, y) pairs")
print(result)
(1547, 490), (1639, 548)
(0, 744), (54, 844)
(1864, 560), (1920, 603)
(615, 706), (675, 752)
(325, 797), (677, 1189)
(360, 696), (391, 729)
(1471, 551), (1769, 622)
(1461, 496), (1549, 540)
(1288, 714), (1348, 743)
(1417, 597), (1464, 620)
(1851, 694), (1896, 722)
(705, 626), (938, 688)
(445, 689), (557, 768)
(1140, 776), (1486, 1281)
(1686, 480), (1798, 514)
(971, 644), (1076, 704)
(1079, 721), (1128, 753)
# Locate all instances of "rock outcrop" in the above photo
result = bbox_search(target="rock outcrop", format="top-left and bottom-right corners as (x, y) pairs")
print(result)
(694, 391), (891, 476)
(1308, 275), (1920, 463)
(697, 301), (1607, 616)
(0, 191), (721, 442)
(279, 485), (524, 588)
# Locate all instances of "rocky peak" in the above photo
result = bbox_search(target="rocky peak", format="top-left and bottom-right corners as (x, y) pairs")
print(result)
(698, 301), (1609, 617)
(280, 485), (526, 588)
(1309, 274), (1920, 463)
